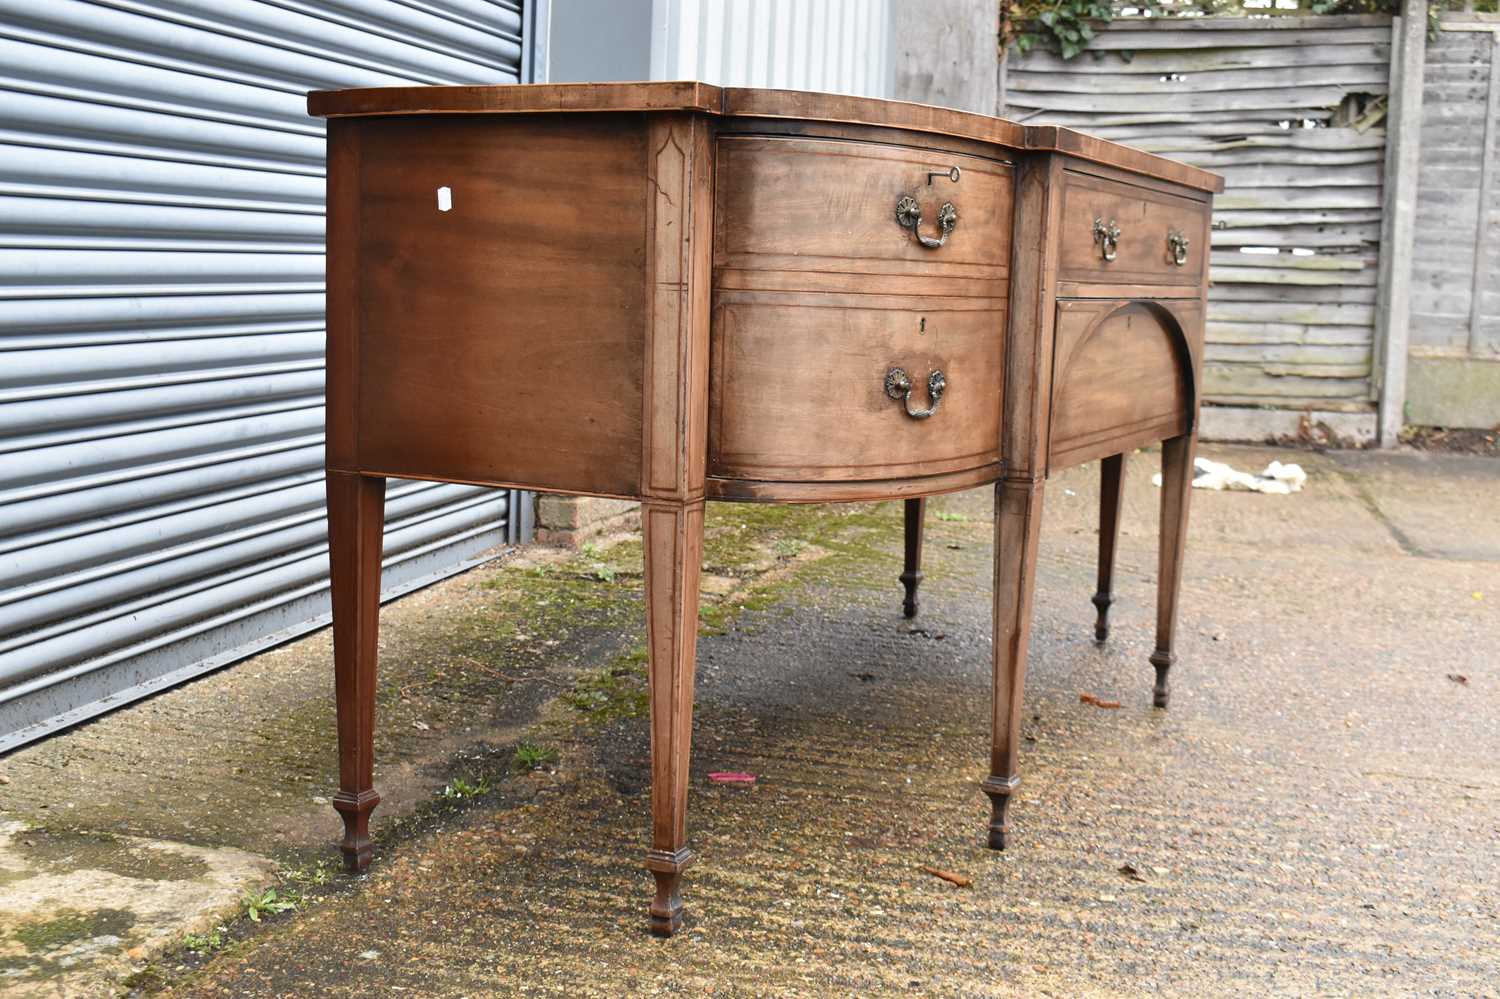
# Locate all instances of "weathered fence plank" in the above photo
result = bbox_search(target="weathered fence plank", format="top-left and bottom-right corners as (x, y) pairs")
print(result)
(1006, 64), (1390, 94)
(1012, 44), (1390, 75)
(1005, 14), (1394, 414)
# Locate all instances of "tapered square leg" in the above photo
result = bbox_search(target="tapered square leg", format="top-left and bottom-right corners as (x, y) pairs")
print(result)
(1092, 453), (1127, 642)
(1152, 434), (1196, 709)
(642, 500), (704, 937)
(985, 476), (1045, 850)
(900, 497), (926, 618)
(327, 471), (386, 872)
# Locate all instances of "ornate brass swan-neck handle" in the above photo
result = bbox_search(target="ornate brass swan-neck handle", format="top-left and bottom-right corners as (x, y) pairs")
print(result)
(895, 196), (958, 249)
(1093, 217), (1121, 262)
(1167, 229), (1190, 266)
(885, 367), (946, 420)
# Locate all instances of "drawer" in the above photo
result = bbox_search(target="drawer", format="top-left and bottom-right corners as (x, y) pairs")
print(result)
(714, 136), (1013, 299)
(1057, 169), (1209, 289)
(708, 293), (1004, 483)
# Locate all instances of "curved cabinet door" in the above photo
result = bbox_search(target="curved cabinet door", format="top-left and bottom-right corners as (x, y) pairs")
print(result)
(1048, 299), (1201, 470)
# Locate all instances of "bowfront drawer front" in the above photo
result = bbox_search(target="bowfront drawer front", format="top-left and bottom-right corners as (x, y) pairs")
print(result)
(714, 136), (1014, 300)
(1057, 168), (1209, 292)
(708, 294), (1004, 485)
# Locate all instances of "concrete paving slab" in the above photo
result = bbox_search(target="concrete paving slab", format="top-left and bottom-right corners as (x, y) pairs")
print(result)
(0, 444), (1495, 997)
(0, 822), (274, 998)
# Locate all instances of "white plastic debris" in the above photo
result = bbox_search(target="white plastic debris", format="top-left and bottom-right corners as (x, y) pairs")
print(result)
(1152, 457), (1307, 494)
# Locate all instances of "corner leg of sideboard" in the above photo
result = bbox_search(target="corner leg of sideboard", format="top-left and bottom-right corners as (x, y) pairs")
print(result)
(1152, 434), (1196, 710)
(645, 848), (691, 937)
(1093, 453), (1127, 642)
(987, 477), (1045, 850)
(900, 497), (927, 618)
(981, 775), (1020, 850)
(327, 470), (386, 873)
(641, 500), (704, 937)
(332, 788), (381, 872)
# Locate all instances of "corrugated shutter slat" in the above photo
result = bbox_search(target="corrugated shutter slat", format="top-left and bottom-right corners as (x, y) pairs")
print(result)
(0, 0), (529, 750)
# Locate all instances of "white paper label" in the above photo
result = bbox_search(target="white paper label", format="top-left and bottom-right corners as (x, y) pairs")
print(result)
(436, 186), (452, 212)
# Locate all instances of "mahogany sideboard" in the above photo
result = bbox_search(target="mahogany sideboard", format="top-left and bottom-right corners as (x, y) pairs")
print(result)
(308, 82), (1223, 937)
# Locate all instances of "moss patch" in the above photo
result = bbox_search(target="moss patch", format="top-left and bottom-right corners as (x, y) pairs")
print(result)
(563, 649), (649, 725)
(12, 907), (135, 954)
(11, 828), (210, 882)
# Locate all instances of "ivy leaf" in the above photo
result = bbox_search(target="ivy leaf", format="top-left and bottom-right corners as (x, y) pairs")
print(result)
(1038, 10), (1055, 26)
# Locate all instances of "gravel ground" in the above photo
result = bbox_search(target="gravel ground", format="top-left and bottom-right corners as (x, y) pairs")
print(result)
(2, 444), (1496, 998)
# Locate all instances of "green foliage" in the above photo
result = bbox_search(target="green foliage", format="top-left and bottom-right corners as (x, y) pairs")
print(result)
(563, 653), (649, 724)
(183, 925), (228, 953)
(285, 859), (337, 887)
(439, 775), (491, 798)
(240, 887), (299, 923)
(511, 742), (560, 771)
(771, 537), (807, 558)
(1003, 0), (1163, 60)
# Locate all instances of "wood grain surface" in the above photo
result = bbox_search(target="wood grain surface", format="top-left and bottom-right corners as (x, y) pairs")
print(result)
(708, 294), (1004, 483)
(1048, 300), (1193, 469)
(351, 115), (649, 497)
(1057, 168), (1210, 288)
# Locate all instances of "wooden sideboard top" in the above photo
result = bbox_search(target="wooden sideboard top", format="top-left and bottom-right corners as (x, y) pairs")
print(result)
(307, 82), (1224, 194)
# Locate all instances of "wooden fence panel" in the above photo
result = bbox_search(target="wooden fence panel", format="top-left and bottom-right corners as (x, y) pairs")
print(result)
(1004, 16), (1392, 411)
(1401, 13), (1500, 430)
(1408, 24), (1500, 353)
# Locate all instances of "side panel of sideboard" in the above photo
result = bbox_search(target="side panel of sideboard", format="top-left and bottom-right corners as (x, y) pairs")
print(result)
(332, 113), (655, 498)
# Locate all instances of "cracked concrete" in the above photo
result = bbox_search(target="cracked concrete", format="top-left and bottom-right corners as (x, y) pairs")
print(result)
(0, 444), (1496, 997)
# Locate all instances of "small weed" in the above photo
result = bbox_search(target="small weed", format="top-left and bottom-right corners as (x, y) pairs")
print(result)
(439, 776), (491, 799)
(285, 859), (336, 887)
(512, 742), (559, 771)
(589, 563), (617, 582)
(183, 925), (228, 953)
(580, 542), (599, 557)
(240, 887), (298, 923)
(563, 653), (649, 724)
(772, 537), (806, 558)
(934, 511), (969, 522)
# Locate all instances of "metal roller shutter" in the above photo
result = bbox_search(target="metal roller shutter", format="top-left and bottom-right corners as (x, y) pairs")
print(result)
(0, 0), (538, 751)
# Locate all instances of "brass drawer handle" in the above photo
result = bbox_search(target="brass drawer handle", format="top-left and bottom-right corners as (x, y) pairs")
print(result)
(1167, 229), (1190, 266)
(895, 196), (958, 249)
(884, 367), (946, 420)
(1093, 217), (1121, 262)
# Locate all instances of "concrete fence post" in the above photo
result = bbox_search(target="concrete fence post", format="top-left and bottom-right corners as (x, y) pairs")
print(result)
(1374, 0), (1429, 446)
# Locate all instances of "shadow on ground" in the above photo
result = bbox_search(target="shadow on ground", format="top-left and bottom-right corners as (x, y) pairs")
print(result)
(1, 445), (1496, 997)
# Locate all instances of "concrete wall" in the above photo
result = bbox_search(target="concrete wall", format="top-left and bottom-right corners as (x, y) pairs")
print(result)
(546, 0), (654, 83)
(650, 0), (893, 97)
(889, 0), (998, 114)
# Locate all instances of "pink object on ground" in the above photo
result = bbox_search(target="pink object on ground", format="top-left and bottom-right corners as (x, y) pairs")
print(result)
(707, 771), (756, 786)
